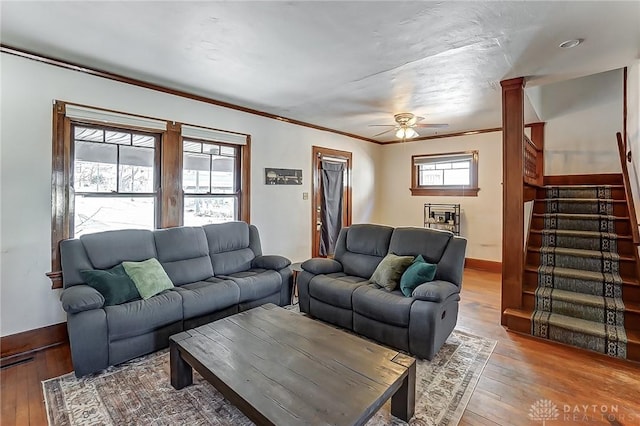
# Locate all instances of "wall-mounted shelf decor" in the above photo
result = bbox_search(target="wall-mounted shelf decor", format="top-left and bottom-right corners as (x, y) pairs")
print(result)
(424, 203), (461, 236)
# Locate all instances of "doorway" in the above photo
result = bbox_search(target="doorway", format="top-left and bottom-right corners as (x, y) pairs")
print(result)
(311, 146), (352, 258)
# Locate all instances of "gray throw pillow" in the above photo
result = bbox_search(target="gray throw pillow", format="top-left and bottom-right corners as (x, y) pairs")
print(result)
(370, 253), (415, 291)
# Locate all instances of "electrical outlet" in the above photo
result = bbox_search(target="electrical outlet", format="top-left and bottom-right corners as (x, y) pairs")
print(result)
(303, 192), (309, 200)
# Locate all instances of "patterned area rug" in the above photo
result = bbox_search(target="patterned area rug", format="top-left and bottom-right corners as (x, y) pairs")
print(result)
(43, 330), (495, 426)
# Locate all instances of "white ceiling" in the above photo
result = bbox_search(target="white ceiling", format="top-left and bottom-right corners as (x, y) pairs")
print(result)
(1, 1), (639, 142)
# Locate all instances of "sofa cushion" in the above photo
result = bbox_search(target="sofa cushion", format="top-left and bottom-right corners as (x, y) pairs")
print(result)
(388, 227), (452, 264)
(337, 251), (385, 280)
(154, 226), (214, 285)
(217, 269), (281, 303)
(369, 253), (414, 291)
(80, 229), (157, 269)
(80, 264), (140, 306)
(160, 257), (215, 287)
(205, 221), (250, 253)
(344, 224), (394, 257)
(203, 222), (255, 275)
(173, 279), (240, 319)
(123, 258), (174, 299)
(333, 224), (394, 279)
(400, 255), (437, 297)
(352, 284), (413, 327)
(308, 273), (368, 309)
(105, 291), (182, 341)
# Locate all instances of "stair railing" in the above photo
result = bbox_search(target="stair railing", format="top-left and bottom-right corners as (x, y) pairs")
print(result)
(617, 132), (640, 245)
(523, 123), (545, 188)
(523, 136), (538, 186)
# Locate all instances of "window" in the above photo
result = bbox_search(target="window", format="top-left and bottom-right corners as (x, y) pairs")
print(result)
(73, 125), (159, 236)
(183, 139), (240, 225)
(410, 151), (479, 196)
(49, 101), (251, 288)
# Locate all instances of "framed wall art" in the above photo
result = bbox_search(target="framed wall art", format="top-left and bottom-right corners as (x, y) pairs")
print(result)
(265, 168), (303, 185)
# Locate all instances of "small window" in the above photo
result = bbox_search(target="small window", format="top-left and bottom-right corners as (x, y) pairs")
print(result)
(73, 125), (159, 236)
(410, 151), (479, 196)
(183, 139), (240, 226)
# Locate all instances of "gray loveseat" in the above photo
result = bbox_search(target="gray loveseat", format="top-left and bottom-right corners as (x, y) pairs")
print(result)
(60, 221), (292, 376)
(298, 224), (466, 360)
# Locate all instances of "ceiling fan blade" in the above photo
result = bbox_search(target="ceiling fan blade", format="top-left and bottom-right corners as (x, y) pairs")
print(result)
(368, 124), (396, 127)
(414, 123), (449, 128)
(371, 128), (396, 137)
(408, 116), (425, 126)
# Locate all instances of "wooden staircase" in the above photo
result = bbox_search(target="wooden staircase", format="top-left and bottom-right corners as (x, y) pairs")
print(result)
(504, 174), (640, 361)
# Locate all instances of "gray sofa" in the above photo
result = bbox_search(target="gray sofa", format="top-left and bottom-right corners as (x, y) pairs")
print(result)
(298, 224), (467, 360)
(60, 221), (292, 377)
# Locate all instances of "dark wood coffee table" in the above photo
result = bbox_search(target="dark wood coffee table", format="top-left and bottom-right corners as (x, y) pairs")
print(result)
(170, 304), (415, 426)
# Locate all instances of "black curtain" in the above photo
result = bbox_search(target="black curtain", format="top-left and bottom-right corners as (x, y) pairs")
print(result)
(319, 161), (344, 256)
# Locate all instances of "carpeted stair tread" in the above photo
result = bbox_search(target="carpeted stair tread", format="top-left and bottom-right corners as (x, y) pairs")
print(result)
(543, 185), (621, 200)
(536, 265), (620, 281)
(533, 229), (625, 252)
(533, 213), (627, 220)
(532, 312), (627, 341)
(535, 229), (627, 240)
(533, 287), (626, 325)
(537, 265), (625, 298)
(525, 289), (640, 309)
(538, 198), (621, 203)
(534, 288), (625, 310)
(526, 265), (639, 286)
(531, 229), (632, 240)
(538, 246), (621, 259)
(531, 312), (627, 357)
(532, 246), (633, 262)
(539, 198), (617, 215)
(537, 246), (624, 274)
(534, 213), (627, 234)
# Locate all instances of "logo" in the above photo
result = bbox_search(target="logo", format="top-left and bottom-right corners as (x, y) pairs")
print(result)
(529, 399), (559, 424)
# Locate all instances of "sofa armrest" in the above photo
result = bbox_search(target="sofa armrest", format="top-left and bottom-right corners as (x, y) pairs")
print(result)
(412, 280), (460, 303)
(60, 285), (105, 314)
(252, 255), (291, 270)
(301, 258), (343, 275)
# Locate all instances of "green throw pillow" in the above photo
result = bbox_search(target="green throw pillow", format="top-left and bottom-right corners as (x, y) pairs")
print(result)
(400, 255), (437, 297)
(122, 258), (174, 300)
(370, 253), (415, 291)
(80, 264), (140, 306)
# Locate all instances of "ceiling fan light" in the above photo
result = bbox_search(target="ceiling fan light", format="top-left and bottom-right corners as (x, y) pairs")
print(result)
(395, 128), (406, 139)
(405, 128), (418, 139)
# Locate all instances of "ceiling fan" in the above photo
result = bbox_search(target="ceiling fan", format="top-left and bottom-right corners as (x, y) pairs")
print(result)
(370, 113), (448, 140)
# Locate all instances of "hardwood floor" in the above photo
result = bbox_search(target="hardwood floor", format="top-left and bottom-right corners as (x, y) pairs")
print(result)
(1, 345), (71, 425)
(2, 269), (639, 425)
(458, 270), (640, 426)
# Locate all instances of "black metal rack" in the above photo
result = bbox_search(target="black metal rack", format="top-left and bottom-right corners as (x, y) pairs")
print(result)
(424, 203), (461, 236)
